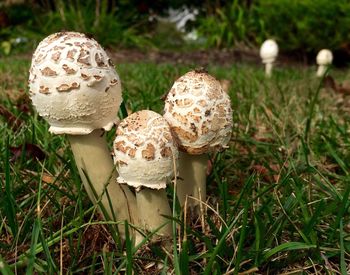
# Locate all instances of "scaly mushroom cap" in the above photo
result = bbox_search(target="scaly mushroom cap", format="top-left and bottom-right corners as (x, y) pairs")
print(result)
(28, 31), (122, 135)
(113, 110), (178, 189)
(163, 70), (233, 155)
(260, 39), (278, 63)
(316, 49), (333, 65)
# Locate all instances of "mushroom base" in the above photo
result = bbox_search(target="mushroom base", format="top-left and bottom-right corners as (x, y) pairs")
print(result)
(264, 62), (274, 77)
(176, 152), (208, 215)
(316, 65), (328, 77)
(68, 129), (139, 239)
(136, 187), (172, 238)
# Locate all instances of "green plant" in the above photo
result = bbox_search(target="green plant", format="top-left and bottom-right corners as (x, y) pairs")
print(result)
(196, 0), (261, 48)
(29, 0), (151, 48)
(256, 0), (350, 53)
(196, 0), (350, 57)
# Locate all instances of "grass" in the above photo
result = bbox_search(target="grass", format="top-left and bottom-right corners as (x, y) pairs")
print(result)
(0, 55), (350, 274)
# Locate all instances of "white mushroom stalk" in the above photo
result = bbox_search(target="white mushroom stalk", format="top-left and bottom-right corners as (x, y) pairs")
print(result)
(28, 31), (138, 238)
(316, 49), (333, 77)
(260, 39), (279, 77)
(163, 69), (233, 214)
(113, 110), (178, 238)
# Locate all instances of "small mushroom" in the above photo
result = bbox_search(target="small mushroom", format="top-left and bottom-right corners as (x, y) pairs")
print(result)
(260, 39), (279, 77)
(163, 69), (233, 214)
(28, 31), (138, 239)
(316, 49), (333, 77)
(113, 110), (178, 239)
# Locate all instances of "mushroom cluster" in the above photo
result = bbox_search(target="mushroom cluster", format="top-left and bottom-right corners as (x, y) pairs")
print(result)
(28, 31), (234, 245)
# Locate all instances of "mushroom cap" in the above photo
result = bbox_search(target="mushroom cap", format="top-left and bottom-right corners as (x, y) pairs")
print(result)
(259, 39), (279, 63)
(163, 70), (233, 155)
(28, 31), (122, 135)
(113, 110), (178, 189)
(316, 49), (333, 65)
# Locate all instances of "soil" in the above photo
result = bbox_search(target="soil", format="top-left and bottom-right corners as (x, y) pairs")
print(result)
(107, 47), (310, 68)
(12, 46), (328, 68)
(107, 48), (258, 67)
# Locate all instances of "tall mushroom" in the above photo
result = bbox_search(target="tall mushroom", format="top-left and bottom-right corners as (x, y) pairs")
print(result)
(316, 49), (333, 77)
(113, 110), (178, 238)
(260, 39), (279, 77)
(28, 31), (138, 238)
(163, 69), (233, 214)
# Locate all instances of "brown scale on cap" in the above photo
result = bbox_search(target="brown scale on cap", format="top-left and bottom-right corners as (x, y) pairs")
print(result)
(56, 82), (80, 92)
(93, 75), (103, 81)
(41, 67), (57, 77)
(62, 64), (77, 75)
(53, 45), (65, 51)
(95, 53), (106, 67)
(77, 49), (91, 66)
(39, 86), (50, 94)
(51, 51), (61, 62)
(163, 70), (233, 155)
(110, 79), (119, 86)
(160, 147), (172, 158)
(66, 49), (77, 60)
(114, 140), (136, 159)
(142, 143), (156, 160)
(80, 73), (90, 80)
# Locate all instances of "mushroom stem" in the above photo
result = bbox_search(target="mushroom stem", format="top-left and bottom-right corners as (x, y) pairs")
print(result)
(316, 65), (327, 77)
(176, 152), (208, 214)
(265, 62), (273, 77)
(136, 187), (172, 237)
(68, 129), (139, 238)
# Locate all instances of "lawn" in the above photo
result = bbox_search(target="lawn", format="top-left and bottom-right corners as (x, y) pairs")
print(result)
(1, 55), (350, 274)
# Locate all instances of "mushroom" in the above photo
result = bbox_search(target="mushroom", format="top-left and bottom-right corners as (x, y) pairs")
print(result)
(260, 39), (279, 77)
(163, 69), (233, 214)
(28, 31), (138, 238)
(316, 49), (333, 77)
(113, 110), (178, 238)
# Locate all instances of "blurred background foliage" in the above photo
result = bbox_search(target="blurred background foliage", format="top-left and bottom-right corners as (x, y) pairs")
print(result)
(1, 0), (350, 64)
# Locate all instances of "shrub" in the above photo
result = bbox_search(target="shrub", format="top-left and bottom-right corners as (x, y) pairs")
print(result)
(196, 0), (350, 57)
(257, 0), (350, 54)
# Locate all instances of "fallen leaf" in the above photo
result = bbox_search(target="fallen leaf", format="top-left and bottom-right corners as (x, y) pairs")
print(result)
(10, 143), (46, 162)
(251, 163), (284, 183)
(0, 104), (23, 130)
(323, 75), (350, 95)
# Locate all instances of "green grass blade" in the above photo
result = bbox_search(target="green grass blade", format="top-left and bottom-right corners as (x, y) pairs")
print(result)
(26, 218), (41, 274)
(303, 77), (324, 165)
(0, 255), (14, 275)
(119, 101), (129, 119)
(179, 239), (189, 275)
(172, 178), (180, 275)
(233, 199), (250, 275)
(329, 184), (350, 241)
(203, 209), (244, 275)
(2, 137), (18, 237)
(339, 219), (347, 275)
(262, 242), (317, 262)
(124, 221), (133, 275)
(303, 199), (325, 238)
(38, 220), (58, 274)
